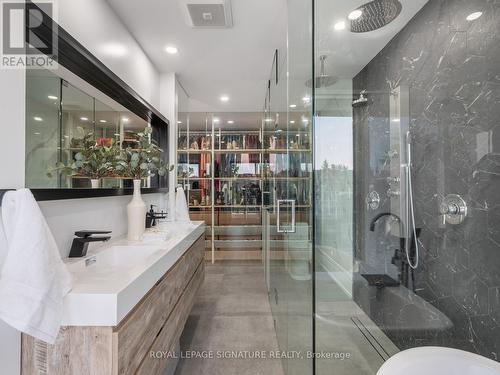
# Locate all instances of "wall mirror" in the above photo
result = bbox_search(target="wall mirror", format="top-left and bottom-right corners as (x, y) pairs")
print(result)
(25, 68), (166, 192)
(25, 68), (167, 198)
(11, 5), (170, 201)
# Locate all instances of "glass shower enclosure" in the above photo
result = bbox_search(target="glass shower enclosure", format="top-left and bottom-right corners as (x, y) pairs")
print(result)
(267, 0), (500, 374)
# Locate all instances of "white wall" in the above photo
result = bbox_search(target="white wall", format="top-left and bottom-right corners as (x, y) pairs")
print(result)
(0, 2), (175, 373)
(0, 69), (25, 189)
(0, 61), (25, 375)
(39, 194), (163, 258)
(159, 73), (179, 194)
(56, 0), (161, 108)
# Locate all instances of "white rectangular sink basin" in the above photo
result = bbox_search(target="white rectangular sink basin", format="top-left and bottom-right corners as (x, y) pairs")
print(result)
(62, 221), (205, 326)
(67, 245), (164, 276)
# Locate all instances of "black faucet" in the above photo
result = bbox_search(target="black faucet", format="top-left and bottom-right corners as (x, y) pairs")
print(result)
(145, 205), (167, 228)
(69, 230), (112, 258)
(369, 212), (405, 235)
(370, 212), (406, 280)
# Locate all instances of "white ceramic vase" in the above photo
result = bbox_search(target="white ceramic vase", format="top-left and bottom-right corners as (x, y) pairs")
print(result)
(90, 179), (100, 189)
(127, 179), (147, 241)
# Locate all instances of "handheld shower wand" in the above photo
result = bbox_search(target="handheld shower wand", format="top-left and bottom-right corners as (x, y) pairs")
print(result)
(405, 131), (419, 269)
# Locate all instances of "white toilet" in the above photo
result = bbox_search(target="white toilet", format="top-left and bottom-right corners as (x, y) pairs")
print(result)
(377, 347), (500, 375)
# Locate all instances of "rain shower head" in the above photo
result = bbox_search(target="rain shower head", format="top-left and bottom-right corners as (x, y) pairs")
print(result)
(306, 55), (338, 88)
(350, 0), (402, 33)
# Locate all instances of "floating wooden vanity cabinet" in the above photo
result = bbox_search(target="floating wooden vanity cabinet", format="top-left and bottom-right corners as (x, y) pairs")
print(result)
(21, 234), (205, 375)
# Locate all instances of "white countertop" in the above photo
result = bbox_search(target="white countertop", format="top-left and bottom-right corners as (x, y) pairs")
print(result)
(61, 221), (205, 326)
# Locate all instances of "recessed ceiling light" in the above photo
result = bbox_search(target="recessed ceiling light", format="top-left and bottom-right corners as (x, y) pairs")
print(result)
(165, 46), (178, 54)
(122, 117), (129, 123)
(47, 95), (58, 100)
(466, 11), (482, 21)
(334, 21), (346, 31)
(220, 95), (229, 102)
(99, 120), (107, 123)
(302, 96), (311, 103)
(213, 118), (220, 123)
(114, 133), (121, 136)
(33, 116), (43, 122)
(290, 120), (295, 124)
(80, 117), (88, 121)
(289, 104), (297, 108)
(227, 120), (234, 124)
(265, 118), (273, 123)
(348, 9), (363, 20)
(177, 121), (182, 124)
(34, 132), (41, 135)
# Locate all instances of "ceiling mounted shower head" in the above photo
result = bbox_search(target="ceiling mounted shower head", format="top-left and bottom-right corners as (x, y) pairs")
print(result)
(350, 0), (402, 33)
(306, 55), (338, 88)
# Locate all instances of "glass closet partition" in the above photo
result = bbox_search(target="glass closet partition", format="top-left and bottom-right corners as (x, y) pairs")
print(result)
(213, 115), (263, 262)
(177, 112), (213, 260)
(265, 0), (314, 373)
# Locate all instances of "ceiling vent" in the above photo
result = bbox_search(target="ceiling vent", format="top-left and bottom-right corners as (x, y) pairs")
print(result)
(182, 0), (233, 28)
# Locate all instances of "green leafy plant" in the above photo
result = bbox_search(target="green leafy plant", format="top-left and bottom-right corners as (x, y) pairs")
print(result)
(48, 131), (118, 179)
(115, 127), (169, 180)
(231, 163), (239, 177)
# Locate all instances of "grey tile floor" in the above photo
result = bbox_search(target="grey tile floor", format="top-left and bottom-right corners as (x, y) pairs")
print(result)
(174, 261), (284, 375)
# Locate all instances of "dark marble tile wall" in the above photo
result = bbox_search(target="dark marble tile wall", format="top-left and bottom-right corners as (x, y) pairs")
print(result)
(353, 0), (500, 360)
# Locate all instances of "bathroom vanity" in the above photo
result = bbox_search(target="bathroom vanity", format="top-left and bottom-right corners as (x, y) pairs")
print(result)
(21, 222), (205, 375)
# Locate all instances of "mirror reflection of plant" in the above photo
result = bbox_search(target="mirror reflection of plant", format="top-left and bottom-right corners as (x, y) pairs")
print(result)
(115, 127), (170, 180)
(48, 130), (118, 179)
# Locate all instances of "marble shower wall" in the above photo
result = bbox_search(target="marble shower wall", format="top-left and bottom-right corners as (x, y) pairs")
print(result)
(353, 0), (500, 360)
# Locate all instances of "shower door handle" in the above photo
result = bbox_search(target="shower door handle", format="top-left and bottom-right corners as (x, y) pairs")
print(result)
(277, 199), (296, 233)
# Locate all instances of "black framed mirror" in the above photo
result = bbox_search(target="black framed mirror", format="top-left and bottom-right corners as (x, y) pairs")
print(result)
(18, 1), (169, 201)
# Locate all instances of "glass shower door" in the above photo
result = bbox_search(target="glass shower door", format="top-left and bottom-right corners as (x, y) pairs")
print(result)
(313, 0), (500, 374)
(264, 0), (314, 373)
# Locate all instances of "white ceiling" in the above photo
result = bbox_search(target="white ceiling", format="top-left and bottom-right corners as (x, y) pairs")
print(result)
(107, 0), (428, 115)
(314, 0), (429, 80)
(311, 0), (429, 114)
(107, 0), (287, 113)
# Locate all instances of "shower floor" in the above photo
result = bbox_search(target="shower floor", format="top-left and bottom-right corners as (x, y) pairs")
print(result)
(315, 268), (399, 375)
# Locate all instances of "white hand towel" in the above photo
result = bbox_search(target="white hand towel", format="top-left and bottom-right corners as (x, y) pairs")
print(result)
(166, 191), (176, 221)
(175, 187), (191, 222)
(0, 189), (72, 344)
